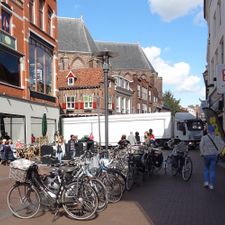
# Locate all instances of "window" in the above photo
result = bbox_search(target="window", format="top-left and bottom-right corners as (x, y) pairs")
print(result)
(29, 0), (35, 23)
(66, 96), (75, 110)
(142, 87), (147, 100)
(125, 80), (129, 90)
(39, 0), (44, 30)
(108, 96), (112, 110)
(29, 36), (53, 95)
(68, 77), (74, 86)
(137, 103), (141, 114)
(213, 12), (216, 37)
(121, 97), (126, 114)
(0, 48), (20, 86)
(2, 9), (11, 33)
(47, 7), (53, 35)
(142, 104), (147, 113)
(116, 96), (120, 112)
(137, 85), (141, 98)
(149, 90), (152, 102)
(127, 99), (130, 114)
(83, 95), (93, 109)
(218, 0), (221, 26)
(220, 38), (224, 64)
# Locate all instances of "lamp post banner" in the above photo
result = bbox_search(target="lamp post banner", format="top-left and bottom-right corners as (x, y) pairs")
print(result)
(216, 64), (225, 94)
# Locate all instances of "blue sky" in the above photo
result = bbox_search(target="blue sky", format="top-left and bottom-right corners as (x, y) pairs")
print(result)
(57, 0), (207, 107)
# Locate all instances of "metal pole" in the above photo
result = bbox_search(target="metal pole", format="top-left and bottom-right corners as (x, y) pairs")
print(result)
(97, 96), (101, 148)
(92, 49), (118, 151)
(103, 55), (109, 151)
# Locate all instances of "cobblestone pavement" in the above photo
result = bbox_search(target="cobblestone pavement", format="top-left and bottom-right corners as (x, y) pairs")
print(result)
(1, 150), (225, 225)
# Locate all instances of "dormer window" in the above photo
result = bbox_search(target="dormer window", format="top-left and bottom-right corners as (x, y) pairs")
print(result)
(66, 71), (76, 86)
(68, 77), (74, 86)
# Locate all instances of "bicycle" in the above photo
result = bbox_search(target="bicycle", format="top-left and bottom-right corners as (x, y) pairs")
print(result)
(7, 159), (99, 220)
(164, 141), (193, 181)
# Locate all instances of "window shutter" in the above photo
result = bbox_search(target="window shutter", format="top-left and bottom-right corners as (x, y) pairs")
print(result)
(75, 102), (79, 109)
(112, 102), (115, 110)
(93, 101), (97, 109)
(80, 102), (84, 109)
(62, 102), (66, 109)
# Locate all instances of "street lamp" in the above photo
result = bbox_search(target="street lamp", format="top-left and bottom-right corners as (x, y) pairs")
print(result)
(93, 49), (118, 150)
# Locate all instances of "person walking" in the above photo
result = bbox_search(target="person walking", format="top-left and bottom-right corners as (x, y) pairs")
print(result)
(148, 128), (155, 146)
(118, 134), (130, 149)
(67, 134), (77, 159)
(200, 125), (225, 190)
(135, 131), (141, 144)
(56, 136), (65, 163)
(128, 131), (137, 145)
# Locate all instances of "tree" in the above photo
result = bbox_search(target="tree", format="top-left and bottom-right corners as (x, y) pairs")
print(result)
(42, 113), (47, 137)
(163, 91), (181, 115)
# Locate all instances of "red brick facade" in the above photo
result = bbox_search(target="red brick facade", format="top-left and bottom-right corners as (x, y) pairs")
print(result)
(0, 0), (58, 106)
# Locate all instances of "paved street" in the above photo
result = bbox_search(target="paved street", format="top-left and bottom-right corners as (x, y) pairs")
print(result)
(1, 150), (225, 225)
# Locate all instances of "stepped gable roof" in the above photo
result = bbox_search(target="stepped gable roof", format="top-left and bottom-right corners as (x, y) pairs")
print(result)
(59, 68), (103, 88)
(58, 17), (98, 53)
(95, 41), (156, 72)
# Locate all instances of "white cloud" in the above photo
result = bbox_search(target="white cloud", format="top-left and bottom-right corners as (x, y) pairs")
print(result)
(148, 0), (203, 22)
(143, 46), (202, 94)
(193, 10), (206, 26)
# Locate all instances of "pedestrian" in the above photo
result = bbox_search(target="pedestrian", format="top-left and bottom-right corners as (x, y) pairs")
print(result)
(31, 133), (36, 144)
(87, 133), (94, 151)
(148, 128), (155, 146)
(56, 136), (65, 163)
(118, 134), (130, 149)
(200, 124), (225, 190)
(67, 134), (77, 159)
(135, 131), (141, 144)
(1, 139), (14, 165)
(128, 131), (137, 145)
(144, 131), (150, 145)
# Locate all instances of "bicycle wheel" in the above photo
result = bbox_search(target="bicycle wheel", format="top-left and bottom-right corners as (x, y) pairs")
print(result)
(89, 178), (108, 212)
(165, 156), (178, 176)
(100, 173), (123, 203)
(62, 182), (98, 220)
(182, 157), (193, 181)
(7, 183), (40, 219)
(108, 169), (126, 193)
(125, 166), (135, 191)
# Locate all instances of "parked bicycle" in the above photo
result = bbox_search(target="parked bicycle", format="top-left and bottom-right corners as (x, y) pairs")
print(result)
(164, 140), (193, 181)
(7, 159), (99, 220)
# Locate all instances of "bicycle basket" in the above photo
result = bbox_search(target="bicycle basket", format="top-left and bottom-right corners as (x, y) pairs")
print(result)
(9, 159), (34, 182)
(9, 167), (28, 182)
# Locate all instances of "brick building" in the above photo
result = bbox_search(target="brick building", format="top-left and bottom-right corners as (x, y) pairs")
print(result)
(58, 17), (162, 116)
(0, 0), (59, 143)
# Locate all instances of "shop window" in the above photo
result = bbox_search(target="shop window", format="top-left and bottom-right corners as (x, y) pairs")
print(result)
(0, 48), (20, 86)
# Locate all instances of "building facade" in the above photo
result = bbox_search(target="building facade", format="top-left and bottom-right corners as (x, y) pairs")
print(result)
(58, 17), (162, 116)
(204, 0), (225, 128)
(0, 0), (59, 143)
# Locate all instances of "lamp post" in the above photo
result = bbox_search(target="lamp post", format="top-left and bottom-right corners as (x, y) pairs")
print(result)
(93, 49), (118, 150)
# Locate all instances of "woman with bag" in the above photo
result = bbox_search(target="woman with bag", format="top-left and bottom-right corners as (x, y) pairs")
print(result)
(200, 125), (225, 190)
(56, 136), (65, 163)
